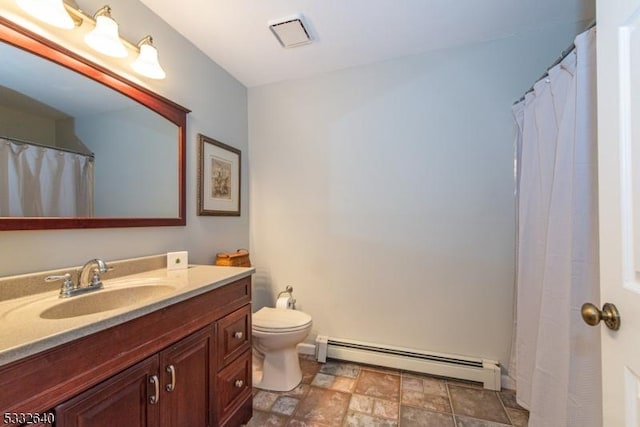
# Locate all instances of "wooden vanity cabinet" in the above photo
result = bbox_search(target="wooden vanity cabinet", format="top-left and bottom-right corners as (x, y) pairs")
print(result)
(0, 276), (253, 427)
(56, 327), (212, 427)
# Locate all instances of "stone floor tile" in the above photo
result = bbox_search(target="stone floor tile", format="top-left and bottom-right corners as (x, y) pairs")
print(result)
(332, 376), (356, 393)
(400, 406), (456, 427)
(448, 385), (510, 424)
(506, 408), (530, 427)
(287, 418), (333, 427)
(454, 415), (512, 427)
(245, 410), (289, 426)
(300, 357), (322, 384)
(349, 394), (374, 413)
(343, 411), (398, 427)
(355, 370), (401, 400)
(281, 383), (311, 398)
(254, 390), (280, 411)
(294, 387), (351, 425)
(272, 396), (300, 416)
(372, 398), (399, 419)
(311, 373), (336, 388)
(401, 390), (452, 413)
(320, 360), (361, 378)
(402, 376), (424, 392)
(499, 389), (526, 410)
(446, 378), (484, 389)
(360, 365), (401, 375)
(422, 377), (448, 397)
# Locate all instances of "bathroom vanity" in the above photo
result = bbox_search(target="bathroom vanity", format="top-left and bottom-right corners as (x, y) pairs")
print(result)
(0, 261), (253, 427)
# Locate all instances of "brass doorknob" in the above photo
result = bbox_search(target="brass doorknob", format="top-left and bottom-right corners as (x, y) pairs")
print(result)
(581, 302), (621, 331)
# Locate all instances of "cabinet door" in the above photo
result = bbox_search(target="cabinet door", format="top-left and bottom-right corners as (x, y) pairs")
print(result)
(159, 327), (213, 427)
(55, 356), (160, 427)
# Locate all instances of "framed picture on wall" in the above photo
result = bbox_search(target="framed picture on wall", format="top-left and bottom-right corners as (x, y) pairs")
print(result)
(197, 134), (241, 216)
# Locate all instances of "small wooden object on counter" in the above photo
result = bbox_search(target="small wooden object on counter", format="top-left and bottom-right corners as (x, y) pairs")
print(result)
(215, 249), (251, 267)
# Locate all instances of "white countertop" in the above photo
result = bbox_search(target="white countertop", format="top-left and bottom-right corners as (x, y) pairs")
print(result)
(0, 265), (254, 367)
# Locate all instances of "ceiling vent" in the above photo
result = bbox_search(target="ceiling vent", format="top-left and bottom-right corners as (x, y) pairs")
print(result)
(269, 15), (312, 48)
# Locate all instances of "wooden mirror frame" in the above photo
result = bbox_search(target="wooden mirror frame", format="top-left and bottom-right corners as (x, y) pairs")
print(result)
(0, 17), (189, 231)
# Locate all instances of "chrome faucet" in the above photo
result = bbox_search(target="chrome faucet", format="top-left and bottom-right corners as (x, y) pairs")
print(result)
(78, 258), (109, 289)
(45, 258), (111, 298)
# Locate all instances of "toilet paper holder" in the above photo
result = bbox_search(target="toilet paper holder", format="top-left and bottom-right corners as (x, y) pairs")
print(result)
(276, 286), (296, 308)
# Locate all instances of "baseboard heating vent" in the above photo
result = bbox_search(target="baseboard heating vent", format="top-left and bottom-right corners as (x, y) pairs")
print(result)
(315, 336), (501, 391)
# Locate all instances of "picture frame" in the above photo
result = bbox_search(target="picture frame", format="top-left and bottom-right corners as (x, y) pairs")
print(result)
(197, 134), (241, 216)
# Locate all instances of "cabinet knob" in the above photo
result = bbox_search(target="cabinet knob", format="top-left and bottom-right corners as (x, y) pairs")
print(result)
(234, 379), (244, 388)
(234, 331), (243, 339)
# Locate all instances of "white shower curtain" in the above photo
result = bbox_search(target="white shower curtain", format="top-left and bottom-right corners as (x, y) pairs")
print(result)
(511, 28), (601, 426)
(0, 138), (94, 217)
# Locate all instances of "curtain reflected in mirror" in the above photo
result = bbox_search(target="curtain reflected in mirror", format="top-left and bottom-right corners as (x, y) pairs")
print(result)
(0, 137), (94, 216)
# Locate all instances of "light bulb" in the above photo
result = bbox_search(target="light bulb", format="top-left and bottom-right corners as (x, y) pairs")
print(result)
(84, 6), (127, 58)
(16, 0), (75, 29)
(132, 36), (166, 80)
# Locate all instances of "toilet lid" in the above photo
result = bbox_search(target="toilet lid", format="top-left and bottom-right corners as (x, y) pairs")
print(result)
(253, 307), (312, 332)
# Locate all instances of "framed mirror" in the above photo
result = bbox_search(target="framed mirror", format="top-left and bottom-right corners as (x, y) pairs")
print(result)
(0, 16), (189, 231)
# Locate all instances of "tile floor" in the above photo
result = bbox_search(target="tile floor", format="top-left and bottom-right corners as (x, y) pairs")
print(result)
(246, 356), (529, 427)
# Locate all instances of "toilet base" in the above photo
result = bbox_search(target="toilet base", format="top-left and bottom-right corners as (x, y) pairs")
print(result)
(252, 347), (302, 392)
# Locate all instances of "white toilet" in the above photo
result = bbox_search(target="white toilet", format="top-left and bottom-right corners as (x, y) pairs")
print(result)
(252, 307), (312, 391)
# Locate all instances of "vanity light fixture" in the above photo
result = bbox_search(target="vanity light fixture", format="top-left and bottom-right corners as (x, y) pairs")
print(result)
(16, 0), (75, 29)
(84, 5), (127, 58)
(13, 1), (167, 79)
(131, 36), (166, 80)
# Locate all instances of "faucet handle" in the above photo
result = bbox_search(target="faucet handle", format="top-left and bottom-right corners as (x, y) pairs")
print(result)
(89, 268), (101, 286)
(45, 273), (74, 296)
(89, 265), (111, 284)
(88, 264), (114, 287)
(45, 273), (72, 284)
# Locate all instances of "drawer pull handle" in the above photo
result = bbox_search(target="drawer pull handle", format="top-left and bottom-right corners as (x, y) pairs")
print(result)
(149, 375), (159, 404)
(234, 379), (244, 388)
(234, 331), (244, 339)
(166, 365), (176, 392)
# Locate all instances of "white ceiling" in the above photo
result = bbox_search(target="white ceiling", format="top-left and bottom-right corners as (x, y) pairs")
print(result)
(139, 0), (594, 88)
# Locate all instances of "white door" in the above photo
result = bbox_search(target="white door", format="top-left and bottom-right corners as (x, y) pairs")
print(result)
(596, 0), (640, 425)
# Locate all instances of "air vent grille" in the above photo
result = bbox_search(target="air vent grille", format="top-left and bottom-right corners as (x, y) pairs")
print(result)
(269, 16), (312, 48)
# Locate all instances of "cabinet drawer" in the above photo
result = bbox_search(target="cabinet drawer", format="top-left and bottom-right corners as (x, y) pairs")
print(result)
(216, 304), (251, 368)
(216, 350), (251, 425)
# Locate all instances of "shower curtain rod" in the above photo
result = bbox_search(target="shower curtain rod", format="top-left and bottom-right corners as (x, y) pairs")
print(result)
(1, 136), (94, 160)
(514, 21), (596, 105)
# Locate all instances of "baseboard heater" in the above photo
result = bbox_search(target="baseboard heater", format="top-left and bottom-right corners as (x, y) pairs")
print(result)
(314, 336), (501, 391)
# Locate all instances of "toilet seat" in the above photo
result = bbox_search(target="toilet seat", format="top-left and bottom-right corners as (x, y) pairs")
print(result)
(253, 307), (312, 333)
